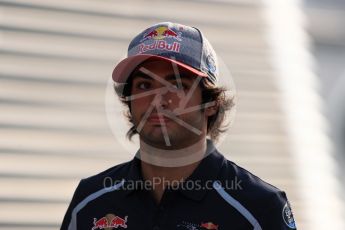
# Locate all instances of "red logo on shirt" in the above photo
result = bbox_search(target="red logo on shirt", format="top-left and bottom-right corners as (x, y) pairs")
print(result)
(92, 213), (128, 229)
(177, 220), (219, 230)
(200, 222), (218, 230)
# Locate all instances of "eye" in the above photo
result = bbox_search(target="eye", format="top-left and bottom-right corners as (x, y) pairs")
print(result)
(136, 81), (151, 90)
(170, 82), (188, 90)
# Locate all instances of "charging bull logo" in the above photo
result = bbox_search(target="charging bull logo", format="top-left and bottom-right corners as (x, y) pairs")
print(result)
(92, 214), (128, 230)
(141, 26), (182, 42)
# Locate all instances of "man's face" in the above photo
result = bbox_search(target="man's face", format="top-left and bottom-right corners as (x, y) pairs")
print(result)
(128, 60), (211, 149)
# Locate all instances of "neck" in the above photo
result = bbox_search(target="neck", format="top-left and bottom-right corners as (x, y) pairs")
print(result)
(139, 138), (207, 168)
(139, 138), (207, 204)
(139, 138), (206, 180)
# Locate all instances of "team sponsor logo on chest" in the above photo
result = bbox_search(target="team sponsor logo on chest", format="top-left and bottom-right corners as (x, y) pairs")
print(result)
(177, 220), (219, 230)
(92, 213), (128, 230)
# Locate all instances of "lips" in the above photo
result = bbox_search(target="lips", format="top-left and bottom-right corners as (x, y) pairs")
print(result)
(147, 114), (171, 124)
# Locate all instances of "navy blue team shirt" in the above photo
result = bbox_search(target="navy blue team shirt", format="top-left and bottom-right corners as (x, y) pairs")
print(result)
(61, 141), (297, 230)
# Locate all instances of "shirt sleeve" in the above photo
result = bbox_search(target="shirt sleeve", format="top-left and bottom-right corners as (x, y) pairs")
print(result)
(60, 180), (85, 230)
(259, 191), (297, 230)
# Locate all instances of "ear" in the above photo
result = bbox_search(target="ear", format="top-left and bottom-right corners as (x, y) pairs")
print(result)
(205, 105), (217, 117)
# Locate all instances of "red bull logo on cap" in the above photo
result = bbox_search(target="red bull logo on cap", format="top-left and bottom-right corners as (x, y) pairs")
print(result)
(92, 213), (128, 230)
(141, 26), (182, 42)
(138, 41), (180, 54)
(137, 26), (182, 54)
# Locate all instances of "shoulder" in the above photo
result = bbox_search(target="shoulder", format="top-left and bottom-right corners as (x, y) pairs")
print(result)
(219, 158), (284, 201)
(60, 159), (135, 229)
(216, 156), (297, 229)
(75, 159), (133, 201)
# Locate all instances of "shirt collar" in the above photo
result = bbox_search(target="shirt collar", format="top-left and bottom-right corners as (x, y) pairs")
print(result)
(177, 140), (225, 201)
(122, 154), (143, 195)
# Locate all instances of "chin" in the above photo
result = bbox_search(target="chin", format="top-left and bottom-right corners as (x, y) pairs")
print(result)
(143, 133), (200, 150)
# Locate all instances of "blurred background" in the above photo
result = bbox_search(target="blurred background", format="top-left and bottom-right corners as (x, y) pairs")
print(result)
(0, 0), (344, 229)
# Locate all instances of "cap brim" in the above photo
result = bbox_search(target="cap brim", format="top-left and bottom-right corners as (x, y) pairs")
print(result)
(112, 54), (207, 83)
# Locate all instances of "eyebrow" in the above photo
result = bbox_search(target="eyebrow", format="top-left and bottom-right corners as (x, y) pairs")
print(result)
(133, 70), (194, 83)
(132, 71), (152, 80)
(166, 74), (192, 82)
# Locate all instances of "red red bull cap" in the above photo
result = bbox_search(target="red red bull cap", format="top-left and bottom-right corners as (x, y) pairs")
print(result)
(112, 22), (218, 85)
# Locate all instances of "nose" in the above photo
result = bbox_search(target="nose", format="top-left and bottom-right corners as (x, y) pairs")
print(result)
(156, 92), (169, 109)
(154, 87), (173, 109)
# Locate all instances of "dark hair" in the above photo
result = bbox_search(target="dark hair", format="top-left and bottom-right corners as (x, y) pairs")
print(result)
(114, 73), (235, 142)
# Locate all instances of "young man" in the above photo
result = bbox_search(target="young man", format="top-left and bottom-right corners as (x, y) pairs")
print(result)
(61, 22), (297, 230)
